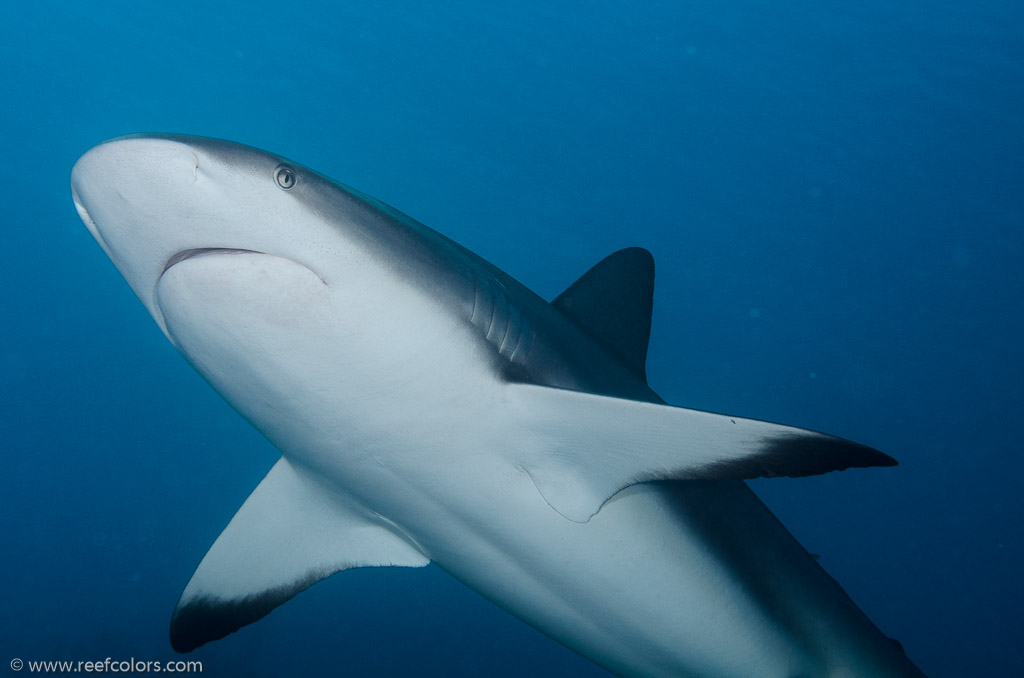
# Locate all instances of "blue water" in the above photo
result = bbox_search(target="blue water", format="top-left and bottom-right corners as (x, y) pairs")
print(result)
(3, 1), (1021, 676)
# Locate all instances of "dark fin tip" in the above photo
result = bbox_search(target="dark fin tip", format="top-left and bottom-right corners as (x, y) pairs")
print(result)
(757, 433), (898, 478)
(170, 573), (323, 653)
(701, 432), (896, 481)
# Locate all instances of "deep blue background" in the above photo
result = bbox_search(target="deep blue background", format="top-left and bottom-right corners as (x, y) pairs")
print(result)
(2, 1), (1021, 676)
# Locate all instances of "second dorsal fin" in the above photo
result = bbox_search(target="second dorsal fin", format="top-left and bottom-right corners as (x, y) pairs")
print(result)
(552, 247), (654, 382)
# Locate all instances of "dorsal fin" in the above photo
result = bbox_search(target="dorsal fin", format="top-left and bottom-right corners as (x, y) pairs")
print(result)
(552, 247), (654, 382)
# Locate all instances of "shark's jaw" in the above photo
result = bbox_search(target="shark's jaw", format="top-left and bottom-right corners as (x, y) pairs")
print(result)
(71, 134), (923, 677)
(163, 248), (267, 274)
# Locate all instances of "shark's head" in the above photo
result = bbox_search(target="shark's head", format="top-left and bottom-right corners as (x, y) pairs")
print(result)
(71, 135), (486, 452)
(71, 134), (401, 337)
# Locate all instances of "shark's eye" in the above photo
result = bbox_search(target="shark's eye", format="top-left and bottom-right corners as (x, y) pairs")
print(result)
(274, 165), (297, 190)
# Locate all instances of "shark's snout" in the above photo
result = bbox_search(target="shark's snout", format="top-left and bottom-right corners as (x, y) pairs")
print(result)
(70, 136), (229, 330)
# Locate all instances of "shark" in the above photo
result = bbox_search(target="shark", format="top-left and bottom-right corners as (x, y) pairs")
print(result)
(70, 134), (924, 677)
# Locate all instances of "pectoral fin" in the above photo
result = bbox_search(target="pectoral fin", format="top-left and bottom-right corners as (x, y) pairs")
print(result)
(170, 457), (428, 652)
(511, 384), (896, 522)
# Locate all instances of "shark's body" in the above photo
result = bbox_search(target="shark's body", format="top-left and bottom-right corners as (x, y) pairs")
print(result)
(71, 135), (923, 677)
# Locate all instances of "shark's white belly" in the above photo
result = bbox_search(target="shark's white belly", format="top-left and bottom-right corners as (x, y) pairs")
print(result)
(398, 477), (805, 678)
(341, 452), (913, 678)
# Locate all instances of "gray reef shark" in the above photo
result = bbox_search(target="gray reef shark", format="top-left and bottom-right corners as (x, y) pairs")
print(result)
(71, 135), (924, 677)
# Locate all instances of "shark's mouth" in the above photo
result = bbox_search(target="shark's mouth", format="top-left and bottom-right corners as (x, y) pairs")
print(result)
(154, 248), (270, 337)
(160, 248), (327, 290)
(162, 248), (265, 277)
(154, 248), (327, 346)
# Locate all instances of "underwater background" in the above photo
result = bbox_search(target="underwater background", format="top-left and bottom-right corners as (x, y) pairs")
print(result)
(2, 1), (1021, 676)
